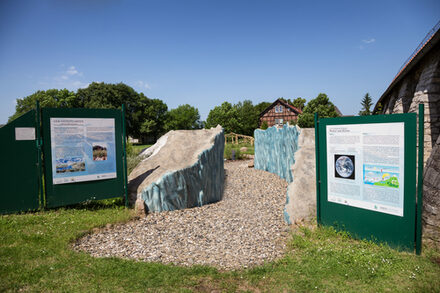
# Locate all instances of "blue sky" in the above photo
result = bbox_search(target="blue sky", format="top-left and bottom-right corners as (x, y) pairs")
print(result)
(1, 0), (439, 124)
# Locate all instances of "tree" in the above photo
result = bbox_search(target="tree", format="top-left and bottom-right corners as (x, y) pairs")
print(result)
(254, 101), (272, 115)
(9, 82), (170, 142)
(139, 97), (168, 142)
(9, 89), (76, 122)
(291, 97), (306, 111)
(359, 93), (373, 116)
(373, 102), (383, 115)
(164, 104), (201, 131)
(76, 82), (168, 141)
(205, 100), (260, 136)
(205, 102), (241, 134)
(234, 100), (259, 136)
(297, 93), (339, 128)
(76, 82), (144, 137)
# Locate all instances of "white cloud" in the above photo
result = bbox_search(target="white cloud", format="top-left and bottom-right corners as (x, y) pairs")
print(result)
(49, 65), (88, 90)
(362, 38), (376, 44)
(72, 80), (89, 88)
(134, 81), (151, 90)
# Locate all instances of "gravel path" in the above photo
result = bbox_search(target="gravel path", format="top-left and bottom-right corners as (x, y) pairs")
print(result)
(74, 160), (289, 270)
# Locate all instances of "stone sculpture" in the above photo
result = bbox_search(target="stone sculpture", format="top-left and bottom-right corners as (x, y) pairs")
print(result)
(128, 125), (225, 214)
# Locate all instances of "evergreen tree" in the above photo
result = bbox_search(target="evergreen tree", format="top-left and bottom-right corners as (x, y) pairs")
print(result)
(359, 93), (373, 116)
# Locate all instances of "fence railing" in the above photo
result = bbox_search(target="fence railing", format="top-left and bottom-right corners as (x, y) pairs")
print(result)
(225, 132), (254, 145)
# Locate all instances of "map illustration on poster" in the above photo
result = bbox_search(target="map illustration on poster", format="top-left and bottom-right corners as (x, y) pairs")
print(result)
(326, 122), (405, 217)
(50, 118), (117, 184)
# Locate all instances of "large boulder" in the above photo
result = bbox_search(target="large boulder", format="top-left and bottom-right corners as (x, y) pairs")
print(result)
(128, 126), (225, 214)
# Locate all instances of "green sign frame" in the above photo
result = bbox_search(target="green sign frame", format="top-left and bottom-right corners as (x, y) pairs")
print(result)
(315, 106), (423, 253)
(0, 110), (40, 213)
(41, 108), (127, 208)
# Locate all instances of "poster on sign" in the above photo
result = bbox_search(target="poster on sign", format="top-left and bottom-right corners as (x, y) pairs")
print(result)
(50, 118), (117, 184)
(326, 122), (405, 217)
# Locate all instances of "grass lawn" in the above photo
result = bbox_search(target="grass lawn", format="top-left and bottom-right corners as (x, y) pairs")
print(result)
(131, 144), (152, 155)
(2, 201), (439, 292)
(224, 143), (254, 160)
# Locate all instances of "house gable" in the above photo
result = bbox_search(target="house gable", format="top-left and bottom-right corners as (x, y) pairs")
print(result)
(259, 99), (303, 127)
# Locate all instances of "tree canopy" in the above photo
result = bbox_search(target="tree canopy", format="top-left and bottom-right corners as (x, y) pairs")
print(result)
(297, 93), (339, 128)
(9, 89), (76, 122)
(254, 101), (272, 115)
(8, 82), (170, 142)
(205, 100), (260, 136)
(280, 97), (306, 111)
(164, 104), (201, 131)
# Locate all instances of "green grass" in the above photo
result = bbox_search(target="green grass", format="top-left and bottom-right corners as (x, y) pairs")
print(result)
(224, 143), (254, 160)
(1, 204), (439, 292)
(132, 144), (152, 155)
(126, 144), (152, 174)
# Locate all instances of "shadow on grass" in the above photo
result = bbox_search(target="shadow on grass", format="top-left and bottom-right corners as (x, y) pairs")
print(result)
(64, 197), (126, 210)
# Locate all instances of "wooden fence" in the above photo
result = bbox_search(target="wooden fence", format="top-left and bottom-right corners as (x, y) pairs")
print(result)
(224, 132), (254, 146)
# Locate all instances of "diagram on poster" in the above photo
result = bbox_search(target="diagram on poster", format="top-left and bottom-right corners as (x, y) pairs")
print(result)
(326, 122), (404, 216)
(50, 118), (117, 184)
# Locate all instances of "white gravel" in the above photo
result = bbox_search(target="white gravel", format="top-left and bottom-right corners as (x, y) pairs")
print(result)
(73, 160), (290, 270)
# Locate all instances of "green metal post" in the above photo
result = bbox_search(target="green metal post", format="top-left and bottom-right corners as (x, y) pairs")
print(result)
(35, 101), (44, 208)
(314, 113), (321, 225)
(416, 104), (424, 255)
(121, 104), (129, 208)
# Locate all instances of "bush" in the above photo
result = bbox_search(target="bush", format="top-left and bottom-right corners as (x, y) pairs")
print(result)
(261, 121), (269, 130)
(297, 113), (315, 128)
(224, 144), (243, 160)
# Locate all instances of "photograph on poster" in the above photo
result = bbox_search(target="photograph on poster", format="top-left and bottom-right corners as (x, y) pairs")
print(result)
(92, 143), (108, 161)
(50, 118), (117, 184)
(334, 154), (355, 180)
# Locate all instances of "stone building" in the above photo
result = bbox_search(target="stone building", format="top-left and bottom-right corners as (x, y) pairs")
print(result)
(374, 22), (440, 247)
(259, 99), (302, 127)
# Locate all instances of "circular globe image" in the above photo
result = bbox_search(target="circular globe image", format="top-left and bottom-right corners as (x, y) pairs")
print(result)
(335, 156), (354, 178)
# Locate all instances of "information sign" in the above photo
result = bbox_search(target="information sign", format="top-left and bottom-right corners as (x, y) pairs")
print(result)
(315, 111), (422, 253)
(326, 123), (404, 216)
(50, 117), (117, 184)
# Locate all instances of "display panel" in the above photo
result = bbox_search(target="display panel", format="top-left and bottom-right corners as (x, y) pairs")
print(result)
(326, 122), (404, 216)
(50, 118), (117, 184)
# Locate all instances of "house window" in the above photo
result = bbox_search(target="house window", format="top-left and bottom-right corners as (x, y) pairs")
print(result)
(275, 105), (283, 113)
(275, 118), (284, 125)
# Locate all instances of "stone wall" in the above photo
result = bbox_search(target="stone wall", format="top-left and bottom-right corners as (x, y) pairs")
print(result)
(382, 41), (440, 162)
(380, 40), (440, 246)
(254, 124), (300, 183)
(423, 135), (440, 247)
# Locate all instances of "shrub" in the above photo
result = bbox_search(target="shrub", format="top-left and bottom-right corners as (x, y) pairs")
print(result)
(261, 121), (269, 130)
(224, 144), (243, 160)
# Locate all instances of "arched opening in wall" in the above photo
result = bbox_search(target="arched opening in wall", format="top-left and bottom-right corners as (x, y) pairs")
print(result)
(427, 43), (440, 148)
(402, 74), (418, 113)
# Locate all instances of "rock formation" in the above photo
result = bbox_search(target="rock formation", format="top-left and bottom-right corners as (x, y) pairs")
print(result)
(254, 124), (300, 183)
(128, 126), (224, 214)
(283, 129), (316, 224)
